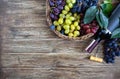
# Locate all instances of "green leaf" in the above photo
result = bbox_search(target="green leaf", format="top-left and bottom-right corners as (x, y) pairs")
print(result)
(99, 9), (108, 29)
(84, 6), (97, 24)
(96, 10), (103, 28)
(111, 28), (120, 38)
(104, 0), (112, 3)
(96, 9), (108, 29)
(101, 3), (113, 16)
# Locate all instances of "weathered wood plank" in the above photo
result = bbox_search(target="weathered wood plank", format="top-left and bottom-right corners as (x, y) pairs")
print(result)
(2, 67), (120, 79)
(1, 14), (46, 28)
(1, 53), (105, 68)
(2, 53), (120, 68)
(2, 38), (101, 53)
(1, 27), (58, 39)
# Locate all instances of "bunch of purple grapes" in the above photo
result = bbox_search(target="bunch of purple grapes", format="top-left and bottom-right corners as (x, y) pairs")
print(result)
(103, 38), (120, 63)
(71, 0), (99, 13)
(49, 0), (66, 21)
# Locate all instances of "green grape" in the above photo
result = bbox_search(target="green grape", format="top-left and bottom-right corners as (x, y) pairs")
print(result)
(66, 0), (71, 4)
(62, 10), (68, 14)
(68, 3), (73, 8)
(58, 18), (63, 24)
(62, 22), (66, 26)
(69, 16), (75, 21)
(74, 13), (77, 17)
(56, 25), (61, 31)
(77, 16), (80, 20)
(76, 26), (80, 30)
(74, 21), (79, 26)
(70, 24), (75, 31)
(66, 14), (70, 19)
(74, 31), (80, 37)
(63, 25), (70, 30)
(77, 20), (80, 23)
(68, 33), (73, 38)
(65, 5), (70, 11)
(71, 0), (76, 4)
(66, 12), (72, 19)
(65, 19), (72, 25)
(65, 29), (69, 34)
(53, 21), (59, 26)
(78, 15), (80, 19)
(59, 14), (65, 18)
(70, 30), (73, 33)
(68, 12), (72, 16)
(73, 34), (77, 37)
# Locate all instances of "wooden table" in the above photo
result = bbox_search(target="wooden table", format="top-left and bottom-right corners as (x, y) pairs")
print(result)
(0, 0), (120, 79)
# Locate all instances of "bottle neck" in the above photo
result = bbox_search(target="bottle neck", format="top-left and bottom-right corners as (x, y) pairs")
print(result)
(94, 28), (111, 40)
(85, 28), (112, 53)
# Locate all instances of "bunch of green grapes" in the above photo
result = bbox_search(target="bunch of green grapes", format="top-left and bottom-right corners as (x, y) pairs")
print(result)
(53, 0), (81, 38)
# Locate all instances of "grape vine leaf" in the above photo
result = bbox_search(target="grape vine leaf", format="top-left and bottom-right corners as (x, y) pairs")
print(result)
(99, 9), (108, 29)
(84, 6), (97, 24)
(96, 10), (103, 28)
(96, 9), (108, 29)
(104, 0), (112, 4)
(111, 28), (120, 38)
(101, 3), (113, 16)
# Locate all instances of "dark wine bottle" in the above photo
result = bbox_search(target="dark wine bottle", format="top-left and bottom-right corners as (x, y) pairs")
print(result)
(85, 28), (111, 53)
(85, 4), (120, 53)
(108, 4), (120, 32)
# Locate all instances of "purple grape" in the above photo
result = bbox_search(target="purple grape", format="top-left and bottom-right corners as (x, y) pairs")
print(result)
(50, 25), (55, 30)
(71, 0), (99, 13)
(77, 6), (81, 13)
(57, 5), (64, 10)
(61, 1), (65, 6)
(54, 15), (58, 20)
(103, 38), (120, 63)
(49, 0), (54, 7)
(55, 0), (62, 5)
(49, 0), (65, 20)
(53, 8), (60, 15)
(50, 13), (55, 19)
(51, 0), (54, 1)
(77, 0), (82, 3)
(115, 48), (120, 56)
(71, 5), (78, 13)
(50, 13), (58, 20)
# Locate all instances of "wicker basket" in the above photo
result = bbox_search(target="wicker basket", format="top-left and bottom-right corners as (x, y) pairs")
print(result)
(46, 0), (119, 40)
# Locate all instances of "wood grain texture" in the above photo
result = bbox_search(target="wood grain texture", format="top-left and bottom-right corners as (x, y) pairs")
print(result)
(0, 0), (120, 79)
